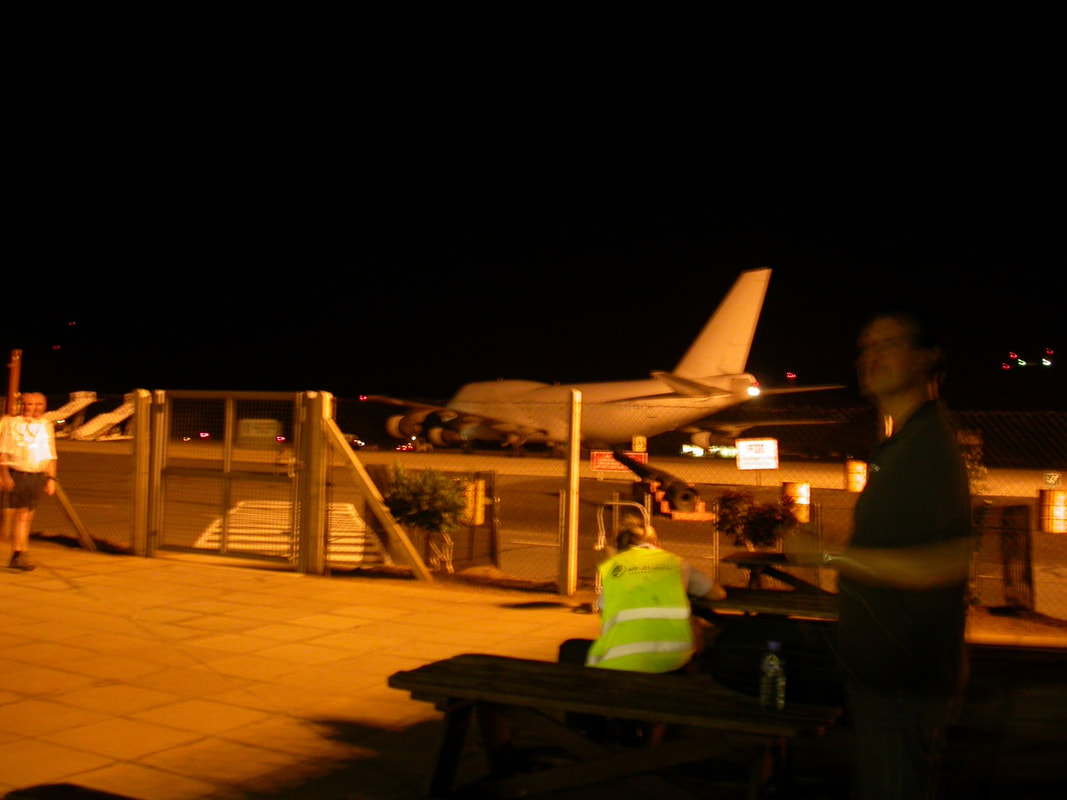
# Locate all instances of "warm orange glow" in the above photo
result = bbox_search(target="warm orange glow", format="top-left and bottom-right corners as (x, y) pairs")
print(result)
(1040, 489), (1067, 534)
(846, 460), (867, 492)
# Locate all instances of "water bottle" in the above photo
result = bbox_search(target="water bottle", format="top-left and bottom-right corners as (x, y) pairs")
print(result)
(759, 641), (786, 710)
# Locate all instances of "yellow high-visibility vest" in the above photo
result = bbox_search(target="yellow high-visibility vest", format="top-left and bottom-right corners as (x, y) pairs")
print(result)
(586, 546), (694, 672)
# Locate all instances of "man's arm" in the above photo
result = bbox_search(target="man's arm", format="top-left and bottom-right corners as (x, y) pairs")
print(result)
(0, 418), (13, 491)
(827, 537), (975, 590)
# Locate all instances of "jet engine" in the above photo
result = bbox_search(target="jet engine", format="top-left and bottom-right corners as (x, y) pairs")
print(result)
(690, 431), (713, 450)
(611, 449), (702, 513)
(427, 427), (464, 447)
(386, 414), (424, 440)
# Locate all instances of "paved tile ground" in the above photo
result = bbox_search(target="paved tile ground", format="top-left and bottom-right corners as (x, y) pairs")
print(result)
(1, 539), (1065, 799)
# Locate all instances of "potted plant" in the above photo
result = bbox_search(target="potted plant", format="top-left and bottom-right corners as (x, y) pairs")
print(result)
(383, 464), (470, 573)
(716, 488), (799, 550)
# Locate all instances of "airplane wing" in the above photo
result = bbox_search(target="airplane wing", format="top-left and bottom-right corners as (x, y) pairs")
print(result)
(680, 416), (848, 440)
(678, 397), (852, 449)
(362, 395), (452, 415)
(756, 384), (848, 396)
(649, 371), (737, 398)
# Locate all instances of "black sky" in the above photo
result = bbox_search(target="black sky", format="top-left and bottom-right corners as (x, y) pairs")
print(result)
(4, 49), (1064, 410)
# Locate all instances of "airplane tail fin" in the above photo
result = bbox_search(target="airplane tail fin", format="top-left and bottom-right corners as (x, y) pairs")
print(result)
(673, 268), (771, 378)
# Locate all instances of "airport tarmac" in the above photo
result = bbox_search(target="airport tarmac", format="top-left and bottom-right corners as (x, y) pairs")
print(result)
(1, 538), (1066, 799)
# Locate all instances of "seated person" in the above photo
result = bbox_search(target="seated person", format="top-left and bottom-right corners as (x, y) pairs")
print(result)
(484, 520), (729, 766)
(557, 520), (729, 747)
(582, 520), (727, 673)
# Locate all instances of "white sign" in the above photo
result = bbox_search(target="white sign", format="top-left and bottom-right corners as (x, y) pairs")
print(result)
(735, 438), (779, 471)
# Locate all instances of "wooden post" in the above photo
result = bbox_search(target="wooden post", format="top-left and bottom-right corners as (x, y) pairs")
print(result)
(559, 389), (581, 596)
(52, 483), (97, 552)
(6, 349), (21, 414)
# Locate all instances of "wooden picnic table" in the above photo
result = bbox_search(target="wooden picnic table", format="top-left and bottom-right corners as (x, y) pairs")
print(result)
(693, 551), (839, 623)
(694, 586), (839, 622)
(389, 652), (842, 799)
(722, 551), (834, 595)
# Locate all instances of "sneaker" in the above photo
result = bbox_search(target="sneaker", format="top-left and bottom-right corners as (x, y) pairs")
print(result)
(9, 553), (35, 571)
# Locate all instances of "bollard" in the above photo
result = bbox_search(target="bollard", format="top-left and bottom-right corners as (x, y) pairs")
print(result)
(782, 481), (811, 524)
(1039, 489), (1067, 533)
(845, 460), (867, 493)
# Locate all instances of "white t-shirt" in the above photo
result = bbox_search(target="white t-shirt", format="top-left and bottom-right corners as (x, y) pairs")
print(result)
(0, 415), (57, 473)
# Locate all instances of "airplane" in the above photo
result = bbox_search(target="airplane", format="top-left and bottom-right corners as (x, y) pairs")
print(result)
(366, 267), (841, 452)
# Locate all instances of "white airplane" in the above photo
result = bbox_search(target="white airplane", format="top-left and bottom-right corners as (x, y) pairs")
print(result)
(367, 267), (838, 451)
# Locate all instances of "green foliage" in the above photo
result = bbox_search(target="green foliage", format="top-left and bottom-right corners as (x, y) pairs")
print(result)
(383, 464), (469, 535)
(716, 488), (798, 549)
(715, 489), (753, 545)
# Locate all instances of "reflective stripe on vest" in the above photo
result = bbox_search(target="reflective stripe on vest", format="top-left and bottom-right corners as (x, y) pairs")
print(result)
(600, 605), (691, 636)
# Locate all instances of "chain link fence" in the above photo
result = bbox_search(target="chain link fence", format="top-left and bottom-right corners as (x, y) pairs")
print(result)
(336, 396), (1067, 621)
(26, 392), (1067, 624)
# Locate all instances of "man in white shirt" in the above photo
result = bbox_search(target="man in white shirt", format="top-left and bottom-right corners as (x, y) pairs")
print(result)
(0, 393), (58, 571)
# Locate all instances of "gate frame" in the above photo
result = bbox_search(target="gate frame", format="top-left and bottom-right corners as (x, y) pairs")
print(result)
(140, 389), (431, 579)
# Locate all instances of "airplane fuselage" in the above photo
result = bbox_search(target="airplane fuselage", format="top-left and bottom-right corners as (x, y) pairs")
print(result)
(449, 375), (759, 447)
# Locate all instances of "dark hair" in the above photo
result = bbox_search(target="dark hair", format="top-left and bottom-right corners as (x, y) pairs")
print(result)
(866, 300), (945, 351)
(862, 302), (949, 394)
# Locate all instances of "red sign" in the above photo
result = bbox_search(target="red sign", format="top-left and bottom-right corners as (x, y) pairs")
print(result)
(590, 450), (648, 472)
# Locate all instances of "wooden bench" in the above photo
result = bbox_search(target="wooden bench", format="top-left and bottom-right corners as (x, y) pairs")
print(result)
(694, 587), (839, 621)
(388, 652), (842, 799)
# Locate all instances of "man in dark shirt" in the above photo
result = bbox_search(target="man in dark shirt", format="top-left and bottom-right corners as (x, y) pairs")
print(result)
(822, 306), (974, 799)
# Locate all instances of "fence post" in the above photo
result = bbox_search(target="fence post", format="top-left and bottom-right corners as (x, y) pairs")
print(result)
(296, 391), (330, 575)
(558, 389), (581, 596)
(131, 389), (152, 556)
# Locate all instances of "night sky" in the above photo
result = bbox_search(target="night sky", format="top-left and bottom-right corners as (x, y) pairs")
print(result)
(4, 51), (1064, 411)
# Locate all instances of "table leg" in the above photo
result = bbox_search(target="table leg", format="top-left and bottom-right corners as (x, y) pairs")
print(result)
(426, 701), (474, 798)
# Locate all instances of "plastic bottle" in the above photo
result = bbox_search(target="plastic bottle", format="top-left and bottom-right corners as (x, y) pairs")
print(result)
(759, 641), (786, 710)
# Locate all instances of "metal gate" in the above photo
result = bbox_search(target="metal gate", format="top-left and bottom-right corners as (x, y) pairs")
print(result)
(150, 390), (307, 565)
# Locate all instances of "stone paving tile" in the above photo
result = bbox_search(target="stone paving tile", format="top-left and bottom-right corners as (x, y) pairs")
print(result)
(0, 738), (113, 787)
(41, 717), (205, 760)
(4, 664), (100, 695)
(137, 736), (298, 784)
(0, 698), (109, 737)
(50, 683), (181, 715)
(61, 761), (220, 800)
(130, 698), (270, 735)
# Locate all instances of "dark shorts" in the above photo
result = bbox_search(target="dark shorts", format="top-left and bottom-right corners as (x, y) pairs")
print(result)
(6, 470), (48, 510)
